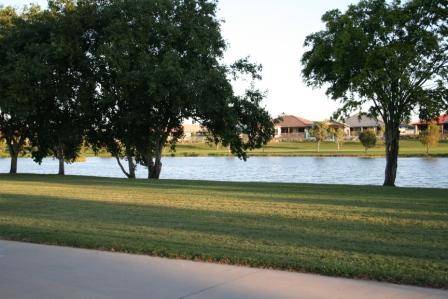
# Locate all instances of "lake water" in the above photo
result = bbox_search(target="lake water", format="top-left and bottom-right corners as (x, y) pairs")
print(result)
(0, 157), (447, 188)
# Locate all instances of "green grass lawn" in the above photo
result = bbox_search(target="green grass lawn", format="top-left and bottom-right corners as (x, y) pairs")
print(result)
(0, 174), (447, 288)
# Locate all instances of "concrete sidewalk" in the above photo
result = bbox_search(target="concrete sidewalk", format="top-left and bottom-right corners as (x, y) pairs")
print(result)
(0, 240), (446, 299)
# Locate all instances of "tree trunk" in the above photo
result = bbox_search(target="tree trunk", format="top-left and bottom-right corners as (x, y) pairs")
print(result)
(383, 124), (400, 187)
(317, 141), (320, 153)
(10, 152), (18, 174)
(7, 141), (20, 174)
(426, 145), (430, 155)
(337, 142), (340, 151)
(115, 155), (131, 178)
(112, 145), (136, 179)
(147, 159), (154, 179)
(5, 133), (26, 175)
(127, 154), (136, 179)
(58, 156), (65, 175)
(149, 146), (162, 179)
(149, 161), (162, 179)
(149, 155), (162, 179)
(57, 146), (65, 175)
(114, 149), (135, 179)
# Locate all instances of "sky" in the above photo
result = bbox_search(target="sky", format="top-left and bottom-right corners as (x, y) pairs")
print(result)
(1, 0), (356, 120)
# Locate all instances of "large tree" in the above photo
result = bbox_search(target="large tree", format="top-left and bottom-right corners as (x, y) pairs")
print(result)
(302, 0), (447, 186)
(92, 0), (275, 179)
(29, 0), (96, 175)
(0, 5), (42, 174)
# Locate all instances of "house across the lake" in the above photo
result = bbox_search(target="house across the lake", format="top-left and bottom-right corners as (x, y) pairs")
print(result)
(275, 114), (313, 140)
(344, 114), (384, 136)
(412, 114), (448, 136)
(327, 121), (350, 137)
(181, 123), (208, 142)
(399, 123), (415, 136)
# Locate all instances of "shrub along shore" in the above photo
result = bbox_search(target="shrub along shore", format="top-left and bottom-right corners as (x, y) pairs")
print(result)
(0, 174), (447, 288)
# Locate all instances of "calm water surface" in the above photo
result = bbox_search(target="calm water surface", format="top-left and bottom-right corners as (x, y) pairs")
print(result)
(0, 157), (447, 188)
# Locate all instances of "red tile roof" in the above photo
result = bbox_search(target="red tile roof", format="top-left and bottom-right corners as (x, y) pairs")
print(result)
(438, 114), (448, 124)
(276, 115), (313, 128)
(412, 114), (448, 125)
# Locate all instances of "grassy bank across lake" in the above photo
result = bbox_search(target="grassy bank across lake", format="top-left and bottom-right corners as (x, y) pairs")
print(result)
(2, 140), (447, 158)
(0, 175), (447, 288)
(165, 140), (448, 157)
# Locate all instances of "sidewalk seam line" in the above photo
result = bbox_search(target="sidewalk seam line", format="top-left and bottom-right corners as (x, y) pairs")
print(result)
(178, 270), (262, 299)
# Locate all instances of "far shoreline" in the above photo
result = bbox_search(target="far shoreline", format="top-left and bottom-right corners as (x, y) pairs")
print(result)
(1, 140), (447, 159)
(2, 153), (448, 159)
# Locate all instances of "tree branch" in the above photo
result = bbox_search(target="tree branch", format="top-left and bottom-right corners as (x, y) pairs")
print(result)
(402, 57), (448, 105)
(114, 155), (130, 178)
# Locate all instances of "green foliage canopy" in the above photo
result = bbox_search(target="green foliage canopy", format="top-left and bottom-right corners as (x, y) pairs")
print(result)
(0, 5), (43, 173)
(301, 0), (448, 186)
(359, 130), (378, 152)
(90, 0), (275, 179)
(12, 0), (97, 176)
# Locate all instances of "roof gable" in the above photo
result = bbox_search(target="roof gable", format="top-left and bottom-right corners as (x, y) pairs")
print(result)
(327, 121), (348, 128)
(276, 115), (313, 128)
(344, 114), (384, 128)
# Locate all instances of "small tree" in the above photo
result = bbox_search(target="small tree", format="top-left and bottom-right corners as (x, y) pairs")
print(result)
(359, 130), (377, 153)
(333, 128), (345, 151)
(419, 122), (441, 154)
(311, 122), (329, 153)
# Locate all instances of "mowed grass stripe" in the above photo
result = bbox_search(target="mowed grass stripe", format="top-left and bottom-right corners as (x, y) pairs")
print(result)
(0, 174), (447, 288)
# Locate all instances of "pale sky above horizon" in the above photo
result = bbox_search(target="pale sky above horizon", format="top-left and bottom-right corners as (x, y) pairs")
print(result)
(1, 0), (356, 120)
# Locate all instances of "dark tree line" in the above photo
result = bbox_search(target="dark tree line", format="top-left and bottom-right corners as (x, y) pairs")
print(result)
(0, 0), (275, 179)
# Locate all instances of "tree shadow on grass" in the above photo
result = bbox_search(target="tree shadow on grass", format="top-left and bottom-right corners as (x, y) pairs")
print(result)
(1, 192), (447, 260)
(1, 192), (448, 288)
(1, 173), (447, 200)
(1, 174), (447, 216)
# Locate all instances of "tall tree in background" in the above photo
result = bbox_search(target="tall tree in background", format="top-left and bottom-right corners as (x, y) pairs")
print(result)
(30, 0), (96, 175)
(302, 0), (447, 186)
(93, 0), (275, 179)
